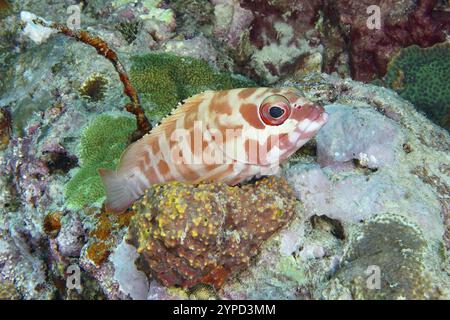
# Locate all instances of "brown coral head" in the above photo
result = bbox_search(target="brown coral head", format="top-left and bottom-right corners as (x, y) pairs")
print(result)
(128, 177), (297, 290)
(79, 73), (109, 102)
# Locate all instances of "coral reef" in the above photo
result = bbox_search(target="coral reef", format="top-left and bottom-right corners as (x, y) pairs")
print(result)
(323, 0), (450, 82)
(64, 114), (136, 210)
(127, 177), (297, 289)
(384, 42), (450, 130)
(84, 208), (135, 266)
(169, 0), (213, 38)
(109, 0), (176, 47)
(130, 53), (256, 121)
(328, 214), (447, 299)
(114, 20), (143, 44)
(20, 12), (152, 139)
(209, 0), (449, 84)
(220, 74), (448, 299)
(0, 0), (448, 300)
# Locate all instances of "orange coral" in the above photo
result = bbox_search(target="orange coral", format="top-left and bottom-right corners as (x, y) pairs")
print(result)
(86, 242), (110, 266)
(86, 209), (135, 266)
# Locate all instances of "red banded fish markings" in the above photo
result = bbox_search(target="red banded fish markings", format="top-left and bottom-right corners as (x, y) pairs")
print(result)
(99, 87), (329, 212)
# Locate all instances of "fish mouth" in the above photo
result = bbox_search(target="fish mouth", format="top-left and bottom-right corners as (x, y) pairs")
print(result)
(313, 111), (329, 127)
(298, 105), (329, 134)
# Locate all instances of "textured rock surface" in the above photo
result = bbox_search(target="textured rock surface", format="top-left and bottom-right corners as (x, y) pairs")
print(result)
(316, 105), (401, 169)
(325, 213), (447, 299)
(323, 0), (450, 81)
(110, 240), (149, 300)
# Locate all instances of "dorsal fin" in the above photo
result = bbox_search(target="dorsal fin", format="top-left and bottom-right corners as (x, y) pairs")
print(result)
(148, 91), (212, 138)
(115, 91), (212, 173)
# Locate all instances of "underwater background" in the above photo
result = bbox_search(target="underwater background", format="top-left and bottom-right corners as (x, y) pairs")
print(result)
(0, 0), (449, 300)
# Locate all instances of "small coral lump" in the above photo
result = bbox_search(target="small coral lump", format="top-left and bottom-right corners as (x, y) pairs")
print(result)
(127, 177), (297, 289)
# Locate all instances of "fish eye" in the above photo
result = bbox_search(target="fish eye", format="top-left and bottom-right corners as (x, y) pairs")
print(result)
(269, 106), (285, 118)
(259, 95), (291, 126)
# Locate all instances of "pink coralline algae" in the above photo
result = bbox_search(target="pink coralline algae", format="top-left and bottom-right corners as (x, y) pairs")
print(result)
(212, 0), (449, 83)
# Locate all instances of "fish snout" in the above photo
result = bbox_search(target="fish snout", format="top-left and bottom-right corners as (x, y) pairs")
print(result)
(305, 104), (325, 121)
(292, 102), (327, 124)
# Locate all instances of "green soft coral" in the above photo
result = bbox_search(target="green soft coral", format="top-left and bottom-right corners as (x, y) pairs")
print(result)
(130, 53), (256, 122)
(64, 114), (136, 210)
(384, 42), (450, 130)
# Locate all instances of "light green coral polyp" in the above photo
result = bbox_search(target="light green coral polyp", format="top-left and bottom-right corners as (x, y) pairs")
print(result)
(64, 114), (136, 210)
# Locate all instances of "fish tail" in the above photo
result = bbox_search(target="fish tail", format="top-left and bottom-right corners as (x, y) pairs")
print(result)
(98, 168), (135, 213)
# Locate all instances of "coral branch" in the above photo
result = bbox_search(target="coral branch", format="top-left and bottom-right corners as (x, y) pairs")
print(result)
(33, 18), (152, 141)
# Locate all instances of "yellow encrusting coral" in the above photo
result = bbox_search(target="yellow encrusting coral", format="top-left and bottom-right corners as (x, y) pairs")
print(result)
(127, 177), (297, 289)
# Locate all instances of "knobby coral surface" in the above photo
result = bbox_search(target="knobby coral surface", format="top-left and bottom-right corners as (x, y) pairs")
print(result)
(127, 177), (297, 289)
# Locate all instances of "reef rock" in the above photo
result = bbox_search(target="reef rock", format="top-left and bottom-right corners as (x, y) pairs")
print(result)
(316, 105), (401, 169)
(324, 213), (448, 299)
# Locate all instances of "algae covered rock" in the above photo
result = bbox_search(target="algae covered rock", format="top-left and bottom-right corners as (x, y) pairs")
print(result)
(127, 176), (297, 290)
(218, 74), (448, 300)
(0, 278), (21, 300)
(328, 214), (447, 300)
(384, 42), (450, 130)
